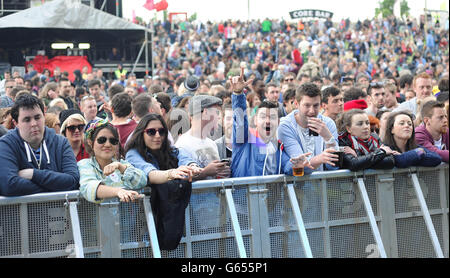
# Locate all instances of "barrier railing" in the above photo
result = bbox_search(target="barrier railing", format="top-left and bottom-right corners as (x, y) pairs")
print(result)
(0, 165), (448, 258)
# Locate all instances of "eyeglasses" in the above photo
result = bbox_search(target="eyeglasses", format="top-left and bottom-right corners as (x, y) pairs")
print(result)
(96, 136), (119, 145)
(145, 128), (167, 136)
(6, 86), (14, 89)
(66, 124), (86, 133)
(284, 78), (294, 82)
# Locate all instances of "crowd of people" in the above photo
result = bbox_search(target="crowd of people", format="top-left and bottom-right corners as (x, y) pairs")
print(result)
(0, 15), (448, 204)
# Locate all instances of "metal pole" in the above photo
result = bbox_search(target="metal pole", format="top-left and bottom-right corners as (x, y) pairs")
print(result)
(225, 188), (247, 258)
(69, 201), (85, 258)
(132, 40), (146, 74)
(356, 178), (387, 258)
(286, 183), (313, 258)
(143, 196), (161, 258)
(411, 173), (444, 258)
(145, 29), (149, 76)
(100, 0), (107, 11)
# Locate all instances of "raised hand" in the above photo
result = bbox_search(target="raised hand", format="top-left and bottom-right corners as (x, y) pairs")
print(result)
(228, 66), (253, 94)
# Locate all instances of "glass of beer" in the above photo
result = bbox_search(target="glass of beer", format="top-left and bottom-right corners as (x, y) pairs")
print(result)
(292, 156), (306, 177)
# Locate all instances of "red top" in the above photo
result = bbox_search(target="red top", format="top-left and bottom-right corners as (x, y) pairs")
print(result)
(113, 119), (138, 148)
(76, 143), (90, 162)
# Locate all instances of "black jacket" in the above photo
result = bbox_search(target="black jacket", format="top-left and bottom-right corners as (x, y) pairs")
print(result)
(338, 134), (395, 172)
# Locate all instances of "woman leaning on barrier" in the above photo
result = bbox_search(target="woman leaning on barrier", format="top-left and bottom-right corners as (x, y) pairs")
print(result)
(336, 109), (396, 171)
(124, 113), (202, 250)
(381, 110), (442, 168)
(77, 119), (147, 203)
(124, 113), (201, 183)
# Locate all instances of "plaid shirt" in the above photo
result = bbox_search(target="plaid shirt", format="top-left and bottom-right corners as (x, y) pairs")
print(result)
(77, 157), (147, 203)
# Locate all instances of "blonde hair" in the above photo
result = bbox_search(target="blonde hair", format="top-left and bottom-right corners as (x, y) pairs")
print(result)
(48, 98), (68, 110)
(60, 113), (87, 134)
(45, 113), (59, 129)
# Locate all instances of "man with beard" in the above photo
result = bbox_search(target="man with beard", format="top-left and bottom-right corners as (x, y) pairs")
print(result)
(415, 100), (449, 163)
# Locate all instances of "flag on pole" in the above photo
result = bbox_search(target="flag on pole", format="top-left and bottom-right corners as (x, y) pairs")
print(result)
(132, 9), (137, 23)
(155, 0), (168, 12)
(143, 0), (156, 11)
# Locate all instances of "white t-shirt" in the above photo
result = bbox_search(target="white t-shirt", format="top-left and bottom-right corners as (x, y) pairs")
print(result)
(175, 129), (220, 168)
(296, 125), (316, 155)
(434, 137), (443, 150)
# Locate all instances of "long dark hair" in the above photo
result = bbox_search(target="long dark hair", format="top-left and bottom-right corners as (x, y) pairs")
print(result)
(383, 111), (418, 152)
(125, 114), (178, 170)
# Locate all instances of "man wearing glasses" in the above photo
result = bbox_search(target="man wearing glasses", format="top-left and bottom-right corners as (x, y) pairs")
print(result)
(0, 94), (79, 196)
(0, 79), (16, 108)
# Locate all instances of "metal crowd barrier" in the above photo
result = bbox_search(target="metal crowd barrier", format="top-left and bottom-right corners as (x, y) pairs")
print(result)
(0, 165), (448, 258)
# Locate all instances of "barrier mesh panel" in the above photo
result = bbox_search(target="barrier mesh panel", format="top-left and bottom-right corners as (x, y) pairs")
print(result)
(77, 199), (98, 249)
(394, 171), (441, 214)
(121, 246), (153, 258)
(266, 180), (323, 228)
(28, 201), (74, 255)
(191, 235), (251, 258)
(327, 176), (377, 221)
(162, 243), (187, 258)
(189, 187), (249, 236)
(329, 223), (377, 258)
(396, 215), (444, 258)
(119, 202), (150, 244)
(269, 228), (325, 258)
(0, 204), (21, 257)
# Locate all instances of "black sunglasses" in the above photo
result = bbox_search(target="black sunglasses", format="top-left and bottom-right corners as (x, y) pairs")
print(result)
(96, 136), (119, 145)
(145, 128), (167, 136)
(66, 124), (86, 133)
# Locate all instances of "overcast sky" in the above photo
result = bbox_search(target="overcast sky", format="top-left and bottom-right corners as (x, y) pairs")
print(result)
(123, 0), (448, 23)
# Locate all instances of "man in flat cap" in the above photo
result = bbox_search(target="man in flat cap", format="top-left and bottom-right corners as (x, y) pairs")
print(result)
(175, 94), (230, 179)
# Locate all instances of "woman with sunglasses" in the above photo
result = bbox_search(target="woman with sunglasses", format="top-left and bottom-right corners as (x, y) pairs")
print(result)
(336, 109), (396, 171)
(60, 109), (89, 162)
(125, 114), (201, 184)
(78, 119), (147, 203)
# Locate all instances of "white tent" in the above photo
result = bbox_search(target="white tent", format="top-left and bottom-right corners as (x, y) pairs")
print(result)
(0, 0), (151, 74)
(0, 0), (145, 30)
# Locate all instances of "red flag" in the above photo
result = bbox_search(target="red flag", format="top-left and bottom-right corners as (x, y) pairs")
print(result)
(132, 9), (137, 23)
(155, 0), (168, 12)
(143, 0), (155, 10)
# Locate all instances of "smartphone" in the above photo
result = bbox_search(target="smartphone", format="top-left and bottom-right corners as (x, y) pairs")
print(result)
(309, 129), (318, 136)
(220, 158), (231, 166)
(308, 117), (318, 136)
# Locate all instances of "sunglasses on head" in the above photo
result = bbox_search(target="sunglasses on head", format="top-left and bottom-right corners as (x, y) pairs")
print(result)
(66, 124), (86, 133)
(145, 128), (167, 136)
(369, 81), (385, 87)
(96, 136), (119, 145)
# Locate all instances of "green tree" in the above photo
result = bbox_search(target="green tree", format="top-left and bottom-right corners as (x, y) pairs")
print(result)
(189, 12), (197, 22)
(400, 0), (410, 18)
(375, 0), (396, 18)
